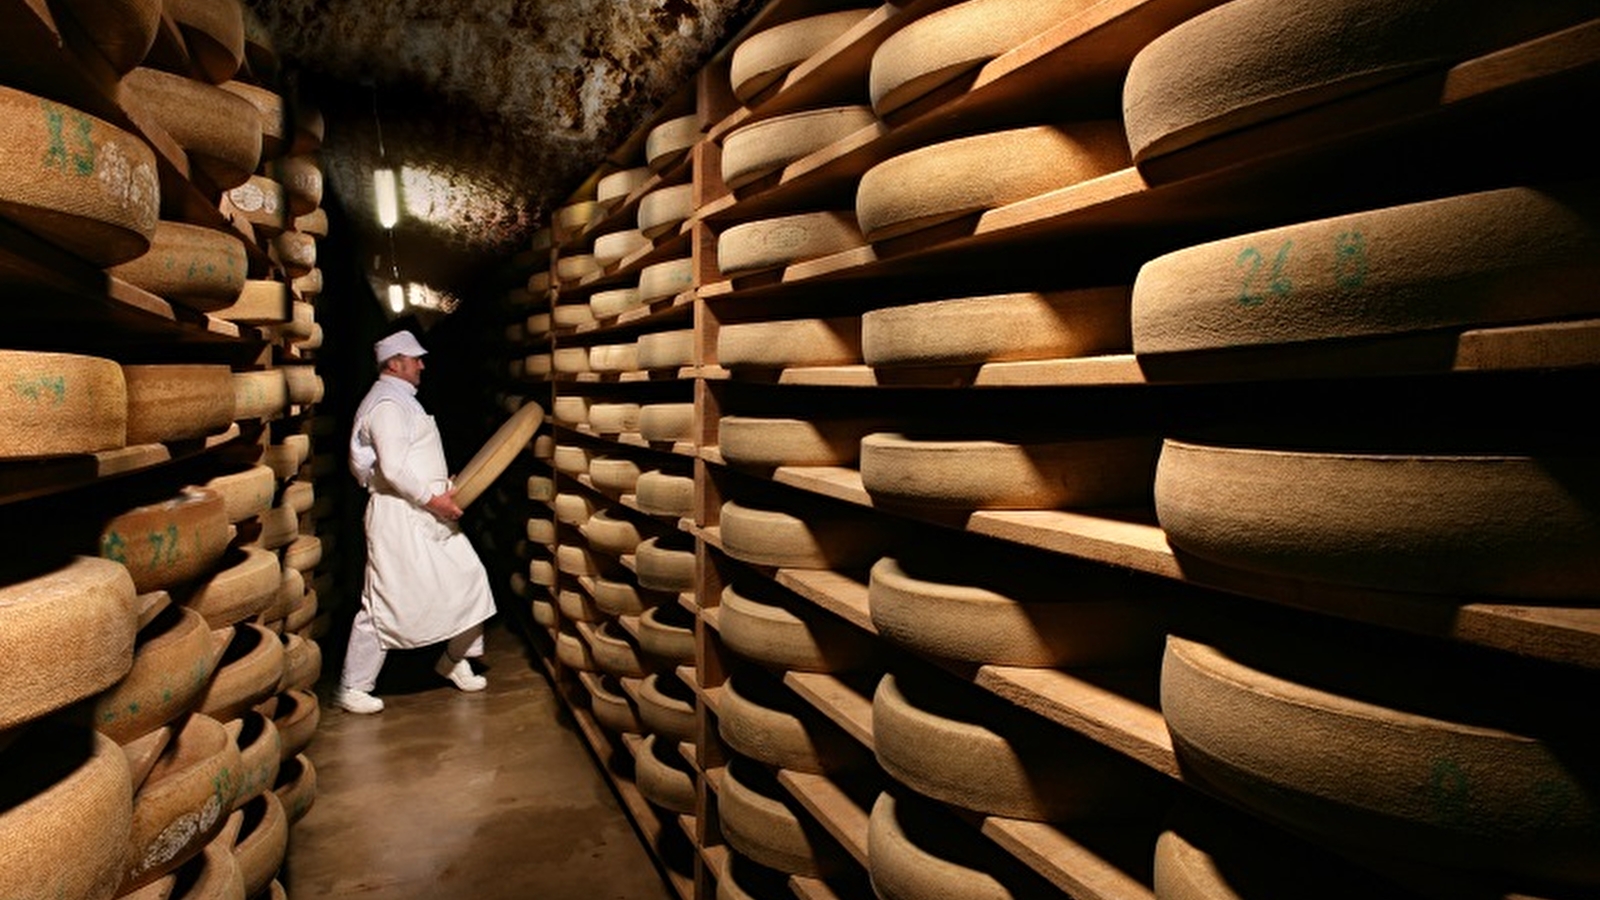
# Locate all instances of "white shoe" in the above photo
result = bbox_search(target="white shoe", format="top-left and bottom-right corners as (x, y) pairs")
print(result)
(335, 687), (384, 714)
(436, 655), (487, 692)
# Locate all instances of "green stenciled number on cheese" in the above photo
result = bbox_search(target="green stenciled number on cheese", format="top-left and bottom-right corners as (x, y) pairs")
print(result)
(101, 530), (128, 565)
(1334, 230), (1368, 289)
(147, 523), (181, 570)
(13, 375), (67, 404)
(70, 112), (96, 175)
(41, 102), (68, 171)
(1236, 240), (1293, 307)
(38, 101), (96, 175)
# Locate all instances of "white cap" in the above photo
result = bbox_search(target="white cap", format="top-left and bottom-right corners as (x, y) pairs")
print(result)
(375, 330), (428, 363)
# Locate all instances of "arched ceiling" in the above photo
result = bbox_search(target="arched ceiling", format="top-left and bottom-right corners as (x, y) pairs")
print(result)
(244, 0), (760, 310)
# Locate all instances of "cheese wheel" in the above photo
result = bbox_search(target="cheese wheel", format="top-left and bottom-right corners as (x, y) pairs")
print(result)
(255, 503), (298, 551)
(528, 271), (553, 294)
(531, 597), (557, 627)
(720, 758), (840, 876)
(589, 618), (651, 678)
(639, 403), (695, 443)
(856, 122), (1129, 242)
(1163, 635), (1600, 883)
(0, 557), (138, 731)
(55, 0), (162, 74)
(231, 370), (287, 421)
(203, 465), (275, 523)
(552, 444), (590, 475)
(454, 401), (545, 508)
(639, 257), (695, 303)
(125, 712), (241, 889)
(196, 623), (286, 722)
(93, 605), (222, 743)
(718, 211), (865, 276)
(277, 630), (319, 691)
(0, 724), (133, 900)
(528, 558), (556, 587)
(293, 321), (324, 351)
(556, 629), (598, 671)
(290, 105), (324, 157)
(636, 536), (696, 592)
(590, 457), (643, 496)
(1122, 0), (1600, 165)
(581, 509), (644, 556)
(557, 588), (604, 623)
(863, 287), (1132, 367)
(637, 671), (696, 740)
(637, 330), (695, 370)
(592, 575), (672, 617)
(295, 208), (329, 238)
(554, 347), (591, 375)
(860, 432), (1159, 509)
(527, 475), (556, 502)
(598, 166), (651, 208)
(101, 488), (230, 593)
(731, 9), (876, 102)
(554, 492), (597, 526)
(226, 712), (281, 811)
(258, 565), (302, 625)
(283, 535), (321, 573)
(719, 583), (875, 672)
(260, 444), (300, 481)
(0, 350), (126, 458)
(638, 183), (695, 239)
(163, 0), (245, 82)
(226, 176), (288, 234)
(874, 671), (1152, 821)
(523, 353), (553, 377)
(588, 402), (642, 434)
(1155, 439), (1600, 599)
(717, 317), (862, 368)
(635, 470), (695, 517)
(635, 734), (696, 813)
(273, 753), (316, 823)
(557, 544), (602, 577)
(282, 480), (314, 515)
(121, 365), (235, 444)
(594, 229), (651, 267)
(870, 0), (1097, 116)
(271, 156), (322, 216)
(719, 674), (868, 773)
(720, 500), (884, 570)
(591, 287), (644, 319)
(589, 674), (643, 734)
(108, 221), (249, 312)
(121, 67), (260, 189)
(525, 312), (552, 334)
(723, 106), (878, 190)
(553, 396), (590, 426)
(1132, 186), (1600, 360)
(589, 343), (640, 373)
(638, 605), (696, 663)
(646, 114), (700, 171)
(556, 254), (601, 282)
(217, 81), (286, 158)
(868, 792), (1057, 900)
(272, 691), (319, 763)
(231, 791), (287, 898)
(0, 86), (160, 265)
(283, 301), (315, 341)
(183, 546), (279, 628)
(869, 555), (1160, 667)
(554, 201), (602, 241)
(216, 280), (290, 324)
(270, 230), (316, 277)
(720, 416), (884, 467)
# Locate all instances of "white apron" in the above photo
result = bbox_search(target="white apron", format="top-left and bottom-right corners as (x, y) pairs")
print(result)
(352, 378), (495, 649)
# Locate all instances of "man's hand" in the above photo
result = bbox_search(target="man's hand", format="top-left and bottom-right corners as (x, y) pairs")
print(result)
(424, 488), (465, 522)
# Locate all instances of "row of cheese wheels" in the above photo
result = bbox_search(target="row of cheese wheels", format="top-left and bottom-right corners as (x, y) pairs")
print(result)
(517, 326), (693, 381)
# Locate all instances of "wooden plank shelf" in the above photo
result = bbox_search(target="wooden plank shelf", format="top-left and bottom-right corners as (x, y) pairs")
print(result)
(776, 769), (872, 868)
(781, 671), (876, 751)
(0, 423), (241, 507)
(976, 817), (1156, 900)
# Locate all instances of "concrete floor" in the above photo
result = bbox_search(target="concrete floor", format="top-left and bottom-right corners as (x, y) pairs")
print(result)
(284, 625), (675, 900)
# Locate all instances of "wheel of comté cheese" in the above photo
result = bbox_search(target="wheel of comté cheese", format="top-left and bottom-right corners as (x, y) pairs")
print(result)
(101, 487), (230, 593)
(1154, 440), (1600, 599)
(720, 416), (885, 467)
(722, 106), (878, 190)
(638, 605), (696, 664)
(232, 791), (288, 898)
(291, 267), (324, 300)
(553, 395), (590, 426)
(525, 311), (552, 334)
(0, 723), (133, 900)
(556, 253), (600, 283)
(295, 208), (329, 239)
(552, 444), (590, 475)
(197, 623), (286, 722)
(283, 535), (321, 573)
(272, 691), (320, 764)
(598, 166), (651, 209)
(589, 343), (640, 373)
(719, 673), (868, 773)
(863, 287), (1132, 367)
(522, 353), (553, 377)
(282, 480), (314, 515)
(255, 503), (299, 551)
(720, 500), (885, 570)
(273, 753), (316, 824)
(0, 87), (159, 265)
(869, 555), (1160, 667)
(554, 200), (602, 242)
(582, 512), (642, 560)
(554, 492), (597, 526)
(636, 536), (696, 592)
(183, 546), (279, 628)
(638, 330), (695, 371)
(528, 558), (556, 587)
(589, 674), (643, 734)
(231, 370), (287, 421)
(553, 347), (591, 375)
(530, 597), (557, 628)
(270, 231), (316, 277)
(121, 68), (261, 190)
(868, 791), (1057, 900)
(588, 402), (642, 434)
(1122, 0), (1600, 166)
(528, 271), (553, 294)
(556, 628), (598, 672)
(637, 183), (695, 239)
(55, 0), (162, 74)
(92, 605), (222, 744)
(271, 156), (322, 216)
(869, 0), (1097, 117)
(0, 557), (138, 732)
(202, 465), (275, 522)
(594, 229), (651, 267)
(590, 457), (644, 495)
(636, 470), (695, 517)
(528, 474), (557, 501)
(453, 401), (545, 508)
(720, 583), (875, 673)
(163, 0), (246, 83)
(557, 588), (605, 624)
(717, 317), (862, 368)
(718, 211), (865, 277)
(639, 403), (695, 443)
(108, 221), (249, 312)
(217, 280), (291, 324)
(121, 365), (236, 444)
(1161, 635), (1600, 884)
(589, 619), (651, 678)
(856, 122), (1129, 242)
(0, 350), (127, 459)
(527, 516), (557, 545)
(720, 758), (842, 877)
(218, 81), (287, 158)
(646, 114), (700, 171)
(860, 432), (1159, 510)
(124, 712), (242, 889)
(635, 734), (696, 813)
(1131, 185), (1600, 361)
(639, 257), (695, 303)
(227, 712), (281, 810)
(277, 630), (319, 690)
(557, 544), (602, 578)
(731, 9), (876, 102)
(591, 287), (643, 319)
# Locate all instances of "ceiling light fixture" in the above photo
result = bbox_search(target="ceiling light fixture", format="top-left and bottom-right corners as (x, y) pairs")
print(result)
(374, 167), (400, 229)
(388, 283), (405, 313)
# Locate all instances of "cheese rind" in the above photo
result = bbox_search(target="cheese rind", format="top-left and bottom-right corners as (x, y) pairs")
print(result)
(718, 318), (861, 369)
(731, 9), (876, 102)
(722, 106), (878, 189)
(864, 288), (1132, 366)
(0, 350), (127, 458)
(860, 432), (1159, 509)
(108, 221), (249, 311)
(122, 365), (236, 444)
(717, 211), (864, 276)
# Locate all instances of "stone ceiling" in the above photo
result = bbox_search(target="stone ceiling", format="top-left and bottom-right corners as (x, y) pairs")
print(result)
(244, 0), (759, 311)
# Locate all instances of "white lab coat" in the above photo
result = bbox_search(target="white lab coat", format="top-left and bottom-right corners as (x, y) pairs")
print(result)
(349, 374), (495, 648)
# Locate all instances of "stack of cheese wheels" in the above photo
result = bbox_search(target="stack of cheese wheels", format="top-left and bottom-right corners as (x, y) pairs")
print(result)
(164, 0), (245, 83)
(639, 257), (695, 304)
(719, 582), (876, 672)
(874, 670), (1159, 821)
(93, 605), (225, 743)
(1131, 185), (1600, 371)
(588, 343), (639, 373)
(868, 791), (1063, 900)
(868, 549), (1162, 667)
(638, 183), (695, 239)
(637, 329), (695, 371)
(719, 757), (844, 877)
(1154, 439), (1600, 598)
(638, 603), (696, 664)
(0, 86), (160, 265)
(122, 364), (236, 444)
(722, 106), (879, 190)
(54, 0), (163, 74)
(863, 287), (1133, 368)
(594, 229), (650, 267)
(122, 712), (242, 890)
(718, 317), (862, 369)
(0, 350), (128, 458)
(720, 499), (885, 570)
(108, 222), (250, 313)
(720, 416), (886, 468)
(121, 67), (262, 190)
(855, 122), (1128, 242)
(638, 670), (697, 741)
(597, 166), (651, 210)
(1121, 0), (1600, 169)
(859, 432), (1160, 509)
(591, 286), (643, 319)
(635, 469), (695, 518)
(1161, 634), (1600, 885)
(645, 114), (700, 172)
(553, 302), (596, 329)
(869, 0), (1098, 116)
(589, 674), (643, 734)
(730, 8), (875, 103)
(638, 402), (694, 444)
(634, 734), (696, 814)
(717, 211), (866, 277)
(718, 673), (869, 773)
(636, 534), (697, 592)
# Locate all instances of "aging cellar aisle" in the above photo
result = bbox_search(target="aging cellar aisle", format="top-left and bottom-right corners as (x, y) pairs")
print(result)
(284, 625), (675, 900)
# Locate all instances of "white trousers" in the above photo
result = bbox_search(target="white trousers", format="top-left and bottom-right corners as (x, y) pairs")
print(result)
(339, 605), (485, 692)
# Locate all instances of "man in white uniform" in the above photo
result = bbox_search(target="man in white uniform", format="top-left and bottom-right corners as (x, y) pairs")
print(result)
(335, 330), (498, 714)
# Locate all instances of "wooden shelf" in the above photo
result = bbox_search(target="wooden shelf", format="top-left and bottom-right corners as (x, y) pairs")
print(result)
(0, 423), (241, 507)
(781, 671), (876, 751)
(776, 769), (870, 867)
